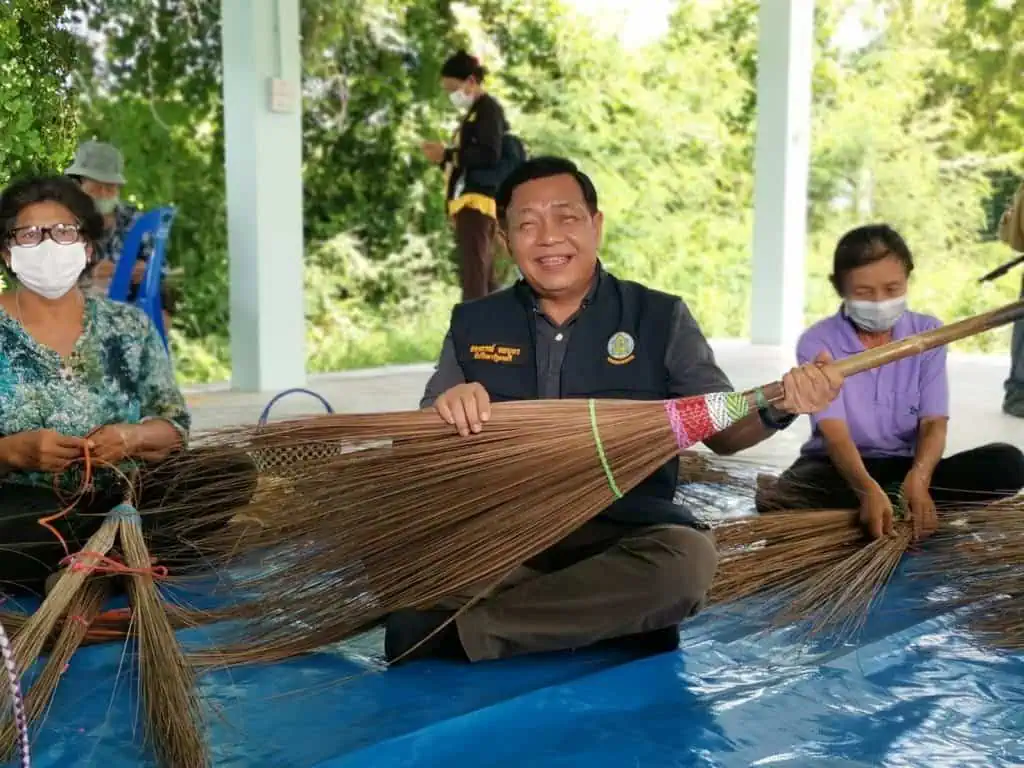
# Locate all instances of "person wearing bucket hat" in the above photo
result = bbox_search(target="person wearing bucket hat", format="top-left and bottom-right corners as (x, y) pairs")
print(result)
(65, 140), (177, 325)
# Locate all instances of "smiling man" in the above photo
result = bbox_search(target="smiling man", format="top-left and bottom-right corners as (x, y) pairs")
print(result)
(384, 156), (843, 665)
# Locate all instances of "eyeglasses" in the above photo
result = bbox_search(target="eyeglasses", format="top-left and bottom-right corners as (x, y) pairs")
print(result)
(7, 224), (83, 248)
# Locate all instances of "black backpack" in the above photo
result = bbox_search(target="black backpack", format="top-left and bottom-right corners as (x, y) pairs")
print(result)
(473, 133), (528, 193)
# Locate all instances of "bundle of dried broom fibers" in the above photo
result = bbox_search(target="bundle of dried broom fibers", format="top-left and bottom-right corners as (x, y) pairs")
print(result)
(134, 298), (1024, 667)
(0, 453), (779, 654)
(708, 509), (864, 606)
(733, 495), (1024, 643)
(921, 497), (1024, 649)
(116, 503), (208, 768)
(5, 513), (120, 690)
(761, 522), (915, 640)
(0, 516), (118, 768)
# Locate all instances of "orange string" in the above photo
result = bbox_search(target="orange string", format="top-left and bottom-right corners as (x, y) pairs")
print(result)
(37, 427), (103, 555)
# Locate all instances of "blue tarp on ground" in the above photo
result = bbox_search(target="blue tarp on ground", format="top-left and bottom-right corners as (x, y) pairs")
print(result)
(5, 559), (1023, 768)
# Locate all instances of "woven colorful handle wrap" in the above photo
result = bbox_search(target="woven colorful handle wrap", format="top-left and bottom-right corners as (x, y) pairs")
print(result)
(0, 612), (30, 767)
(664, 392), (752, 450)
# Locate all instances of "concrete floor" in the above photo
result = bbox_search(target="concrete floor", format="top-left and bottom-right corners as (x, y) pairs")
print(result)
(184, 341), (1022, 469)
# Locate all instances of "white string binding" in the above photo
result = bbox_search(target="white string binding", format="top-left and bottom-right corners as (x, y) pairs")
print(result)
(0, 611), (30, 767)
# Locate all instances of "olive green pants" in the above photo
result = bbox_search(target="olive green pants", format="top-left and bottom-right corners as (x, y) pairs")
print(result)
(440, 520), (719, 662)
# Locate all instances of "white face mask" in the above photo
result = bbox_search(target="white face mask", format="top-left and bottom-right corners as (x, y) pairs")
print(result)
(9, 240), (88, 300)
(93, 196), (119, 216)
(449, 89), (475, 110)
(845, 295), (907, 333)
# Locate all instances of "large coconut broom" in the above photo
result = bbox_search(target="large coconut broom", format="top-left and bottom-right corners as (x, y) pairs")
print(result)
(120, 298), (1022, 669)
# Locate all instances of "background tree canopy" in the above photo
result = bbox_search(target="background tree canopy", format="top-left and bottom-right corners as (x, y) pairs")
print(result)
(2, 0), (1021, 383)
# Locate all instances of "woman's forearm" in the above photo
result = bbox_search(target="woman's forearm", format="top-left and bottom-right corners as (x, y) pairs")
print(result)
(0, 436), (12, 475)
(818, 420), (875, 493)
(910, 418), (947, 483)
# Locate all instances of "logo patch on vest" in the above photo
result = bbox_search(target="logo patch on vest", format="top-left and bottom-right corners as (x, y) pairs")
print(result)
(606, 331), (636, 365)
(470, 343), (523, 364)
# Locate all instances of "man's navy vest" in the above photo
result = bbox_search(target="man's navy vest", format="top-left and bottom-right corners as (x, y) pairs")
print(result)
(450, 271), (703, 528)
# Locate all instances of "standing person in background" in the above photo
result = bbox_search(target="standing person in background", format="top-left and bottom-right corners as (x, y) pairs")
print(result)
(998, 178), (1024, 417)
(422, 50), (510, 301)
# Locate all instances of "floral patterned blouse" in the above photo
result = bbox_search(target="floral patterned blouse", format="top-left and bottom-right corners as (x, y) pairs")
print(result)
(0, 295), (189, 489)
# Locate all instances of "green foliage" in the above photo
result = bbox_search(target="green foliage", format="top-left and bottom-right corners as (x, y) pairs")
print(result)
(1, 0), (1015, 385)
(923, 0), (1024, 154)
(301, 0), (459, 256)
(803, 1), (1016, 350)
(0, 0), (78, 185)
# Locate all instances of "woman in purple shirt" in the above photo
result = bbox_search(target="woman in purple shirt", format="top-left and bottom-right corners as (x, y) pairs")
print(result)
(758, 225), (1024, 539)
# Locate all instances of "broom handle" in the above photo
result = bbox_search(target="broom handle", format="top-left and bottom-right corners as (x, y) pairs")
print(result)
(749, 299), (1024, 404)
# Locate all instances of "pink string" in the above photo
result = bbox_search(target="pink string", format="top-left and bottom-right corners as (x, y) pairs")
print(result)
(59, 551), (168, 580)
(663, 401), (692, 450)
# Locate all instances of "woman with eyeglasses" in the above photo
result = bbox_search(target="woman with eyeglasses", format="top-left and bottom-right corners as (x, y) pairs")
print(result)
(0, 175), (254, 595)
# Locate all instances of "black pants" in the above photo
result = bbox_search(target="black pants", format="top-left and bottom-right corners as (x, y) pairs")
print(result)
(0, 450), (256, 595)
(756, 443), (1024, 512)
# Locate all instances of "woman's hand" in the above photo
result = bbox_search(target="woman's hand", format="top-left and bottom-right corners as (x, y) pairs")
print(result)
(859, 480), (896, 539)
(88, 424), (141, 465)
(0, 430), (88, 473)
(901, 470), (938, 540)
(421, 141), (446, 165)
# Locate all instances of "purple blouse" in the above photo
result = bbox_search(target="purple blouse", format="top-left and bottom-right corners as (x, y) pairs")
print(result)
(798, 309), (949, 458)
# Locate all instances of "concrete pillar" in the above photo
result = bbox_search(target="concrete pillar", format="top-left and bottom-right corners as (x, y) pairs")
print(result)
(221, 0), (306, 391)
(750, 0), (814, 347)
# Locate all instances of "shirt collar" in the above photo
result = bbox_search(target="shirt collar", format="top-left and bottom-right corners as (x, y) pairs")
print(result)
(520, 262), (602, 313)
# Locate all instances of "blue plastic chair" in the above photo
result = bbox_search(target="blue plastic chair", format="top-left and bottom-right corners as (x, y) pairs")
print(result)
(107, 206), (176, 350)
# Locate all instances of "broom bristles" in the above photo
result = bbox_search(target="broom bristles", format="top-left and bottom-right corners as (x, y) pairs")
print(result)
(8, 516), (119, 679)
(0, 579), (109, 760)
(119, 509), (208, 768)
(145, 400), (685, 664)
(92, 303), (1024, 662)
(710, 510), (865, 606)
(920, 497), (1024, 649)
